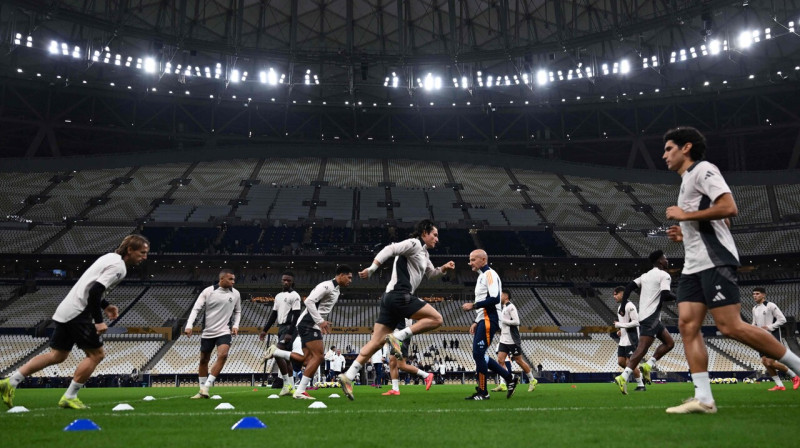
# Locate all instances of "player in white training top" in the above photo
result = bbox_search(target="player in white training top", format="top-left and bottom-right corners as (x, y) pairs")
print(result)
(259, 271), (302, 396)
(612, 286), (645, 392)
(662, 126), (800, 413)
(185, 269), (242, 399)
(613, 250), (675, 394)
(751, 287), (799, 391)
(338, 220), (454, 401)
(265, 265), (353, 400)
(494, 291), (538, 393)
(1, 235), (149, 410)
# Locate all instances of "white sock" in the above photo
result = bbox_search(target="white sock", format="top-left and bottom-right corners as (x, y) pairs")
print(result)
(64, 380), (84, 399)
(199, 376), (207, 388)
(392, 379), (400, 391)
(297, 376), (312, 393)
(692, 372), (714, 404)
(9, 371), (25, 388)
(787, 369), (797, 379)
(621, 367), (633, 382)
(771, 375), (785, 388)
(636, 376), (645, 387)
(282, 374), (292, 385)
(345, 361), (362, 380)
(393, 327), (413, 341)
(416, 370), (429, 379)
(646, 357), (657, 368)
(778, 350), (800, 376)
(273, 349), (292, 360)
(526, 371), (535, 381)
(204, 374), (216, 389)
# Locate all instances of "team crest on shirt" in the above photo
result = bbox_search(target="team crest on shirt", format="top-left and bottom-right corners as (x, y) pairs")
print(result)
(115, 273), (121, 279)
(228, 297), (233, 302)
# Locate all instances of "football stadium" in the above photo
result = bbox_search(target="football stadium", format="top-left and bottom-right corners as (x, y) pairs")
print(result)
(1, 1), (799, 446)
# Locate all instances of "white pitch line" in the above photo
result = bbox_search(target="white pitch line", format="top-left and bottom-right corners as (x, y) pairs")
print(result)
(12, 402), (799, 418)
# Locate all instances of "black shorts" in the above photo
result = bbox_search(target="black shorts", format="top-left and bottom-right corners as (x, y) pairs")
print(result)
(50, 320), (103, 351)
(200, 334), (232, 353)
(677, 266), (740, 309)
(376, 291), (427, 328)
(277, 324), (295, 344)
(618, 345), (635, 358)
(639, 314), (665, 338)
(297, 325), (323, 346)
(497, 343), (522, 357)
(758, 330), (782, 358)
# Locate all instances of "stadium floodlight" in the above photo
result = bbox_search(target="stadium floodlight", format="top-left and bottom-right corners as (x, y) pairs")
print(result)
(486, 75), (493, 88)
(421, 73), (435, 90)
(115, 54), (122, 65)
(314, 74), (319, 85)
(495, 76), (501, 86)
(61, 43), (69, 55)
(557, 70), (564, 80)
(690, 47), (698, 58)
(521, 73), (529, 84)
(230, 69), (240, 83)
(601, 64), (609, 75)
(434, 75), (442, 90)
(452, 77), (459, 88)
(215, 63), (222, 79)
(135, 58), (142, 69)
(267, 68), (278, 85)
(392, 72), (399, 87)
(279, 73), (286, 84)
(765, 28), (771, 39)
(752, 29), (760, 43)
(204, 67), (211, 78)
(13, 33), (21, 45)
(92, 50), (100, 62)
(789, 21), (795, 33)
(259, 70), (268, 83)
(670, 51), (677, 63)
(461, 76), (468, 88)
(26, 36), (33, 47)
(384, 76), (390, 87)
(709, 39), (721, 55)
(738, 30), (753, 49)
(505, 75), (512, 86)
(585, 67), (593, 78)
(72, 46), (81, 59)
(612, 63), (619, 74)
(125, 56), (132, 67)
(679, 49), (687, 61)
(567, 69), (574, 80)
(242, 71), (248, 81)
(619, 59), (631, 75)
(49, 40), (59, 54)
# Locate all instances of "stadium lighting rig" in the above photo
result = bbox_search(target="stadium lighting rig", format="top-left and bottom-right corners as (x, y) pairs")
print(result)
(11, 16), (798, 107)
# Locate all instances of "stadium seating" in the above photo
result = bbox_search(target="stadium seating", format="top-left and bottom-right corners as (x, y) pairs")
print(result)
(0, 227), (64, 254)
(388, 159), (449, 188)
(325, 158), (384, 187)
(44, 226), (136, 254)
(0, 335), (49, 371)
(115, 286), (197, 327)
(30, 335), (164, 377)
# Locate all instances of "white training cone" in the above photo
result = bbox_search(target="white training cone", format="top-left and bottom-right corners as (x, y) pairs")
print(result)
(142, 396), (155, 401)
(112, 404), (134, 411)
(267, 394), (280, 399)
(7, 406), (29, 413)
(308, 401), (327, 409)
(210, 395), (222, 400)
(215, 403), (235, 410)
(328, 393), (341, 398)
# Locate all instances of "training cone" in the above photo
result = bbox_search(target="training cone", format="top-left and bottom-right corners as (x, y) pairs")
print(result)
(328, 393), (341, 398)
(7, 406), (29, 413)
(112, 403), (134, 411)
(211, 395), (222, 400)
(231, 416), (267, 430)
(267, 394), (280, 399)
(142, 396), (155, 401)
(307, 401), (327, 409)
(215, 402), (235, 410)
(64, 419), (101, 431)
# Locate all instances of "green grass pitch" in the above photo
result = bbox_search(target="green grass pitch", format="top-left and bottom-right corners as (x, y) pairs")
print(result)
(3, 382), (798, 447)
